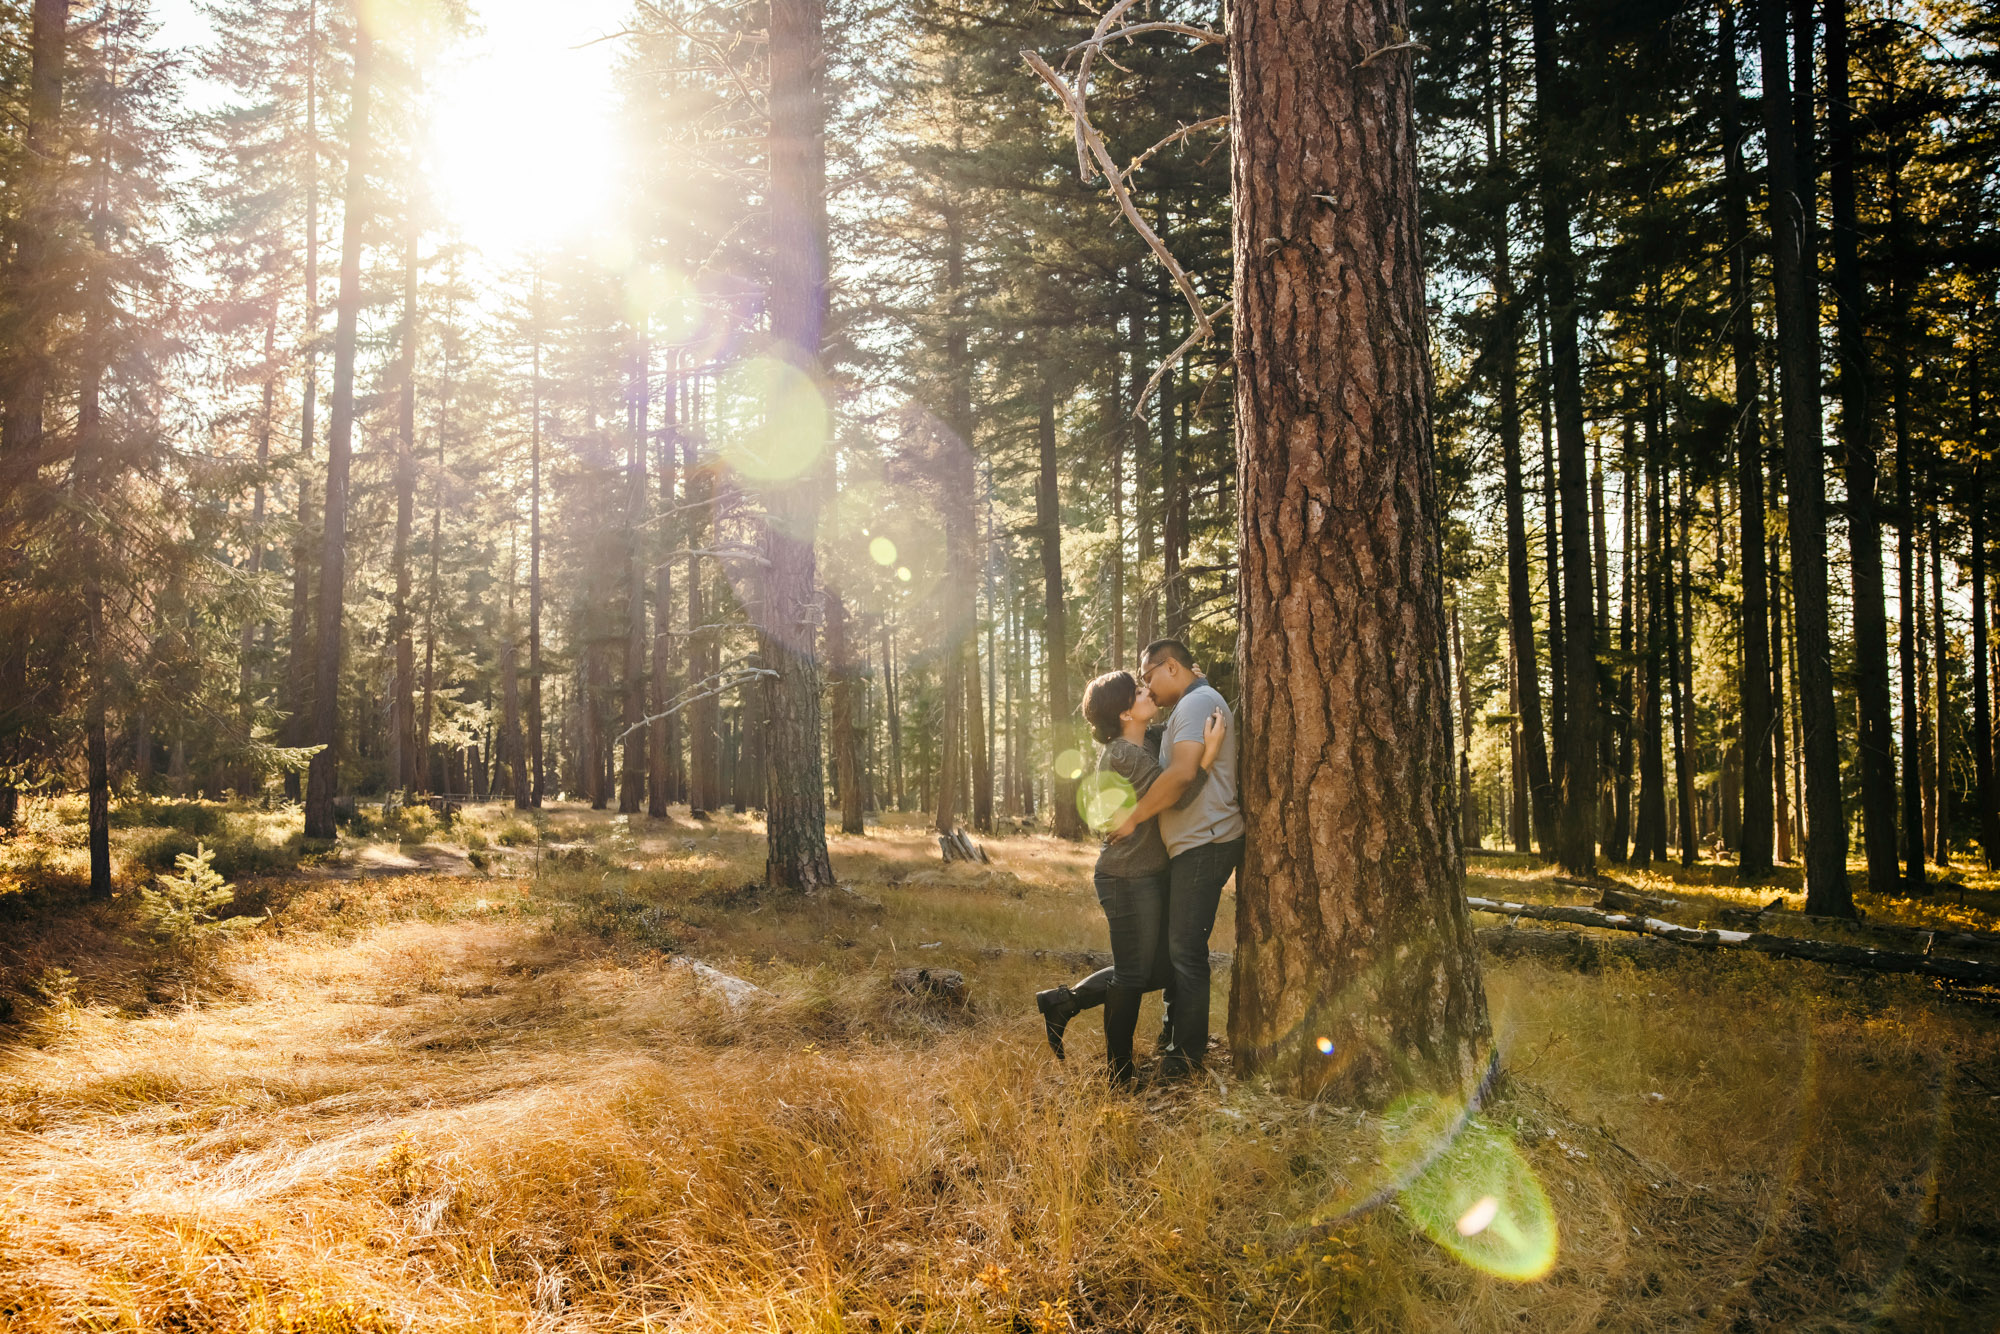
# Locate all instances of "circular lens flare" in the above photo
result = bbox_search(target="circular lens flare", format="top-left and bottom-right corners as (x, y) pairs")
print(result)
(1316, 1036), (1336, 1056)
(1397, 1108), (1558, 1281)
(896, 567), (912, 582)
(1054, 749), (1088, 782)
(870, 537), (898, 566)
(716, 355), (829, 483)
(1076, 771), (1137, 832)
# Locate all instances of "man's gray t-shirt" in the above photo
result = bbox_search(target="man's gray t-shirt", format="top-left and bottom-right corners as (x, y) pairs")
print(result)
(1157, 680), (1243, 857)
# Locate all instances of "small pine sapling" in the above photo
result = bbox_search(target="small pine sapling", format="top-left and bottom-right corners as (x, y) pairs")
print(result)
(138, 843), (256, 956)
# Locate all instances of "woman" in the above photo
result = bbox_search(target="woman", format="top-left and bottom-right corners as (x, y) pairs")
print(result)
(1037, 669), (1223, 1083)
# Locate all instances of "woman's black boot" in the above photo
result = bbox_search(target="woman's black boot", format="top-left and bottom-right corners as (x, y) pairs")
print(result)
(1036, 967), (1113, 1060)
(1102, 984), (1144, 1087)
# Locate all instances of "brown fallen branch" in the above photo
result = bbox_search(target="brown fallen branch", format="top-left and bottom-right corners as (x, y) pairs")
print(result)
(1465, 896), (2000, 988)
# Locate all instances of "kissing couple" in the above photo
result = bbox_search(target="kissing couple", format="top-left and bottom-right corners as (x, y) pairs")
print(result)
(1036, 638), (1244, 1085)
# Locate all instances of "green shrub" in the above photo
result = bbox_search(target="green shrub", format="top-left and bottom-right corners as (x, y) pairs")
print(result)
(112, 800), (224, 836)
(494, 820), (538, 848)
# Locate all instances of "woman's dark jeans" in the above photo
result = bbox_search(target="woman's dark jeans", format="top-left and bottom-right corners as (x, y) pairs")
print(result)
(1095, 870), (1170, 990)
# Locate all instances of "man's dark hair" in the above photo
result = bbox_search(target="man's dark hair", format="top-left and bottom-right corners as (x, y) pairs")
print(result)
(1082, 670), (1138, 745)
(1140, 638), (1194, 671)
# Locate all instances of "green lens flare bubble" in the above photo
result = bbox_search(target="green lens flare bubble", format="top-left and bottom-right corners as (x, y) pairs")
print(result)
(1393, 1102), (1558, 1281)
(870, 536), (898, 566)
(1054, 749), (1088, 782)
(717, 355), (830, 483)
(1076, 771), (1137, 832)
(896, 566), (912, 582)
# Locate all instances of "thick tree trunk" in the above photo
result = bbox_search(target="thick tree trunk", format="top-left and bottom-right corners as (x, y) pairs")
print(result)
(1723, 0), (1774, 876)
(1227, 0), (1490, 1100)
(1531, 0), (1598, 875)
(1034, 378), (1084, 841)
(1762, 0), (1851, 914)
(760, 0), (835, 890)
(303, 24), (373, 840)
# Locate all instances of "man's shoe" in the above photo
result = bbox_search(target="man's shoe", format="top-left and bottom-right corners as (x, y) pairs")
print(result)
(1036, 985), (1081, 1060)
(1156, 1051), (1197, 1081)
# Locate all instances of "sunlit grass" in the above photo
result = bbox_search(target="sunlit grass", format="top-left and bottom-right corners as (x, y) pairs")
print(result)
(1, 807), (1996, 1329)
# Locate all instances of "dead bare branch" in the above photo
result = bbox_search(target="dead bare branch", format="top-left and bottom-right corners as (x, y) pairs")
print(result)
(1124, 114), (1229, 182)
(614, 666), (778, 745)
(1023, 49), (1222, 415)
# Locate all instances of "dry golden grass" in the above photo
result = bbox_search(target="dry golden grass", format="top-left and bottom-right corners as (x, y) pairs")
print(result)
(1, 805), (1996, 1330)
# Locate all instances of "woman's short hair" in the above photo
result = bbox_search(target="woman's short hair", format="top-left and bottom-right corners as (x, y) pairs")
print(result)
(1082, 670), (1138, 744)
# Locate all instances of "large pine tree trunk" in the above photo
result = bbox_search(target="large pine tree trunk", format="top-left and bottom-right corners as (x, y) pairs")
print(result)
(1226, 0), (1490, 1099)
(1, 0), (69, 465)
(1530, 0), (1599, 875)
(1762, 0), (1851, 914)
(1034, 378), (1083, 840)
(303, 23), (373, 840)
(760, 0), (835, 889)
(1723, 0), (1775, 877)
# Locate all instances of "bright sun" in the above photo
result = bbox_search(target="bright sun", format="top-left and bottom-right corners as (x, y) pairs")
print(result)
(426, 0), (629, 256)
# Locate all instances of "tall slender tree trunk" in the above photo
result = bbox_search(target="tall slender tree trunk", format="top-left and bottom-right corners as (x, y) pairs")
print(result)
(1931, 519), (1949, 865)
(1762, 0), (1851, 914)
(1636, 462), (1668, 865)
(0, 0), (68, 831)
(390, 222), (417, 797)
(620, 332), (649, 815)
(1531, 0), (1598, 874)
(1608, 445), (1636, 863)
(1453, 598), (1480, 849)
(1486, 26), (1556, 858)
(2, 0), (70, 467)
(1227, 0), (1490, 1099)
(686, 421), (719, 816)
(1890, 176), (1924, 892)
(828, 586), (863, 834)
(286, 0), (319, 805)
(1035, 376), (1084, 839)
(760, 0), (835, 889)
(1971, 437), (1996, 867)
(1723, 0), (1774, 875)
(303, 22), (373, 840)
(524, 277), (545, 810)
(882, 618), (903, 812)
(650, 349), (678, 817)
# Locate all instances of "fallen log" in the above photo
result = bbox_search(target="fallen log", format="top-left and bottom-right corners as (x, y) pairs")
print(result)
(1712, 904), (2000, 960)
(1592, 886), (1685, 914)
(1465, 896), (2000, 987)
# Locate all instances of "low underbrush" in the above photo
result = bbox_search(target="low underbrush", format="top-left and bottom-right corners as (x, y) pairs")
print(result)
(0, 807), (1995, 1331)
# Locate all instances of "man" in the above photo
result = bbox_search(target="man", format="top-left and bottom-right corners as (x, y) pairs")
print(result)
(1110, 638), (1242, 1075)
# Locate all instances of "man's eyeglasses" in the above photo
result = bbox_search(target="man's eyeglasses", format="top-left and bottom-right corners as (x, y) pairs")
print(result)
(1138, 660), (1165, 687)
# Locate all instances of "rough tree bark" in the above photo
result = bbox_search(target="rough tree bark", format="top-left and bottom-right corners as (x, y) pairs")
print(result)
(1226, 0), (1491, 1100)
(1761, 0), (1851, 914)
(760, 0), (835, 889)
(620, 331), (649, 815)
(302, 21), (373, 840)
(827, 586), (863, 834)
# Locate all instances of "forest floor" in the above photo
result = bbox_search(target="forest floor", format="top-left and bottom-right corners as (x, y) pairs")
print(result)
(1, 798), (1998, 1332)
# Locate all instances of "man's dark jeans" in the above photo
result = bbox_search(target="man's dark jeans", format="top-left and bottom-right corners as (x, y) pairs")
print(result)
(1159, 836), (1243, 1067)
